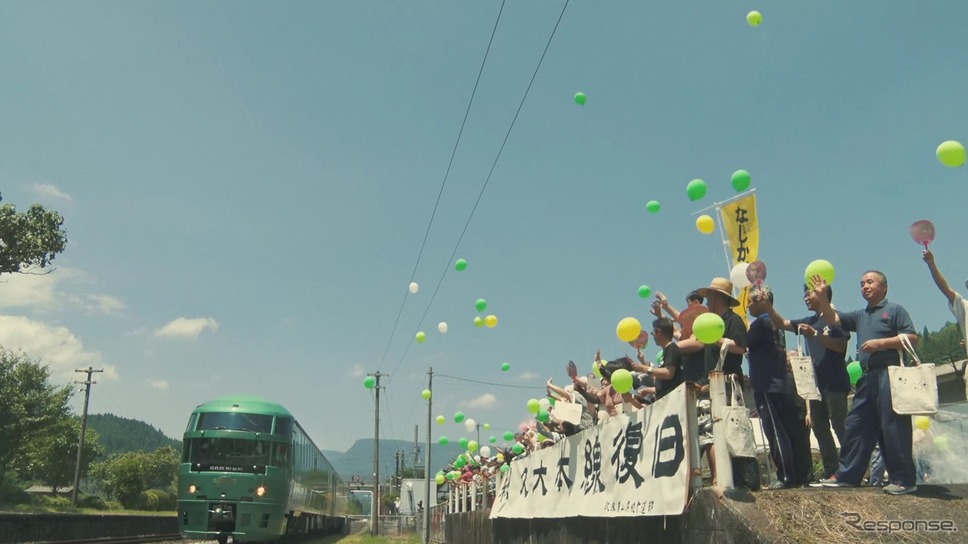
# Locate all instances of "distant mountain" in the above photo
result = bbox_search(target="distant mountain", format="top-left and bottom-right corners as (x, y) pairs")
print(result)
(323, 438), (478, 482)
(87, 413), (182, 457)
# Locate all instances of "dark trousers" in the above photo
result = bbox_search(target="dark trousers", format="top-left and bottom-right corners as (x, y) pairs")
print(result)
(783, 394), (814, 484)
(755, 391), (798, 485)
(810, 391), (849, 478)
(835, 367), (916, 486)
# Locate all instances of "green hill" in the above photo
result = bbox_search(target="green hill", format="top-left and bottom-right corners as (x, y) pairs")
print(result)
(87, 413), (182, 457)
(323, 438), (486, 482)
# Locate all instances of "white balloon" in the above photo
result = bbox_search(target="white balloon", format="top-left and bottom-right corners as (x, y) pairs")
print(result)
(538, 398), (551, 412)
(409, 282), (419, 294)
(438, 322), (448, 333)
(730, 263), (752, 289)
(464, 418), (476, 432)
(479, 446), (491, 457)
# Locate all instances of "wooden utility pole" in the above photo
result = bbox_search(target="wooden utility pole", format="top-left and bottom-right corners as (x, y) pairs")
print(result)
(71, 366), (102, 506)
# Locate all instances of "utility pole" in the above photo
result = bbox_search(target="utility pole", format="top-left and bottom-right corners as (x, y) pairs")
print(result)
(71, 367), (103, 507)
(369, 371), (385, 535)
(423, 367), (432, 544)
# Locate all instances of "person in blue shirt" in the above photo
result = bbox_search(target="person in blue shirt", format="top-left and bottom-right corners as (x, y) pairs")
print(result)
(808, 271), (920, 496)
(767, 283), (851, 480)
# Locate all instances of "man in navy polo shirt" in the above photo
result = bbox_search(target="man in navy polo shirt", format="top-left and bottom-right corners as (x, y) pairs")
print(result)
(809, 271), (919, 495)
(768, 284), (851, 480)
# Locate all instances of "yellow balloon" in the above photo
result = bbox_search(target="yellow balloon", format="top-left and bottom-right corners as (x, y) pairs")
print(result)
(696, 215), (715, 234)
(485, 314), (498, 328)
(616, 317), (642, 343)
(747, 11), (762, 27)
(914, 416), (931, 431)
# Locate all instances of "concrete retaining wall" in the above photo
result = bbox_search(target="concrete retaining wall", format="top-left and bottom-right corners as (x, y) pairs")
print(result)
(0, 513), (178, 543)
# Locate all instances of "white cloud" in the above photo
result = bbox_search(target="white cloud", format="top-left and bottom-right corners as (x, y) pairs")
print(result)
(0, 268), (124, 316)
(77, 294), (126, 315)
(155, 317), (219, 339)
(25, 182), (73, 202)
(519, 371), (539, 381)
(148, 379), (170, 390)
(349, 364), (366, 378)
(0, 315), (119, 383)
(461, 393), (496, 409)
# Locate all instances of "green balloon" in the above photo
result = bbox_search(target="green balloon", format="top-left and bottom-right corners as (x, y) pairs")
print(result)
(937, 140), (966, 167)
(458, 437), (469, 449)
(646, 200), (661, 213)
(693, 313), (726, 344)
(455, 258), (468, 271)
(454, 411), (465, 423)
(474, 316), (484, 327)
(805, 259), (836, 289)
(422, 389), (432, 400)
(731, 170), (751, 192)
(611, 369), (633, 394)
(574, 92), (587, 105)
(468, 440), (479, 452)
(847, 361), (862, 386)
(638, 285), (652, 298)
(537, 409), (550, 423)
(415, 331), (427, 343)
(435, 474), (446, 485)
(503, 431), (514, 441)
(501, 362), (510, 371)
(512, 442), (525, 455)
(500, 463), (510, 473)
(489, 436), (497, 444)
(436, 415), (445, 425)
(484, 423), (490, 430)
(527, 398), (540, 414)
(686, 179), (707, 201)
(363, 376), (376, 389)
(475, 298), (488, 312)
(934, 435), (950, 451)
(454, 456), (466, 468)
(439, 436), (449, 446)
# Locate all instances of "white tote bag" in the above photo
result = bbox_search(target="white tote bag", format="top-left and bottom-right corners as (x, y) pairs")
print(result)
(888, 335), (938, 416)
(723, 374), (757, 458)
(789, 335), (821, 401)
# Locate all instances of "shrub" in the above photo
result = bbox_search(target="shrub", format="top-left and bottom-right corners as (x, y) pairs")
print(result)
(77, 494), (108, 510)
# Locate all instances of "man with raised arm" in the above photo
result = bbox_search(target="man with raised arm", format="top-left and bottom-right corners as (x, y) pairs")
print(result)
(922, 248), (968, 361)
(809, 271), (919, 495)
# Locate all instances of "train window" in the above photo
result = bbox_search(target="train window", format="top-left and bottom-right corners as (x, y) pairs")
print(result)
(197, 412), (273, 433)
(274, 417), (292, 437)
(274, 443), (291, 467)
(184, 413), (198, 432)
(189, 437), (271, 467)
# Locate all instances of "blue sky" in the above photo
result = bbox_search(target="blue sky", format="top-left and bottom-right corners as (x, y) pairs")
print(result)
(1, 1), (966, 455)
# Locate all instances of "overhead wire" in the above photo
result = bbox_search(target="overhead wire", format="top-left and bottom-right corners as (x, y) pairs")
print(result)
(376, 0), (508, 373)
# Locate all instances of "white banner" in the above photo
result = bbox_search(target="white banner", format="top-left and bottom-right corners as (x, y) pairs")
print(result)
(490, 384), (690, 518)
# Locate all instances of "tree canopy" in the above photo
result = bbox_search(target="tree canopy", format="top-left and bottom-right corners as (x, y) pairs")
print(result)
(0, 194), (68, 274)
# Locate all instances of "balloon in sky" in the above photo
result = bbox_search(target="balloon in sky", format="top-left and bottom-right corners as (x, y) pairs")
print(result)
(914, 416), (931, 431)
(439, 436), (449, 446)
(804, 259), (836, 288)
(455, 258), (468, 271)
(474, 316), (484, 327)
(746, 260), (767, 286)
(537, 409), (550, 423)
(415, 331), (427, 343)
(847, 361), (862, 386)
(646, 200), (661, 213)
(936, 140), (966, 167)
(438, 322), (448, 333)
(476, 298), (487, 312)
(435, 473), (446, 485)
(611, 369), (633, 393)
(363, 376), (376, 389)
(454, 411), (465, 423)
(527, 398), (541, 414)
(731, 170), (751, 192)
(686, 179), (707, 201)
(501, 362), (510, 371)
(730, 262), (752, 289)
(489, 436), (497, 444)
(422, 389), (431, 400)
(747, 11), (762, 27)
(409, 282), (419, 294)
(484, 423), (490, 430)
(512, 443), (525, 455)
(458, 437), (469, 449)
(503, 431), (514, 441)
(480, 445), (491, 457)
(693, 313), (726, 344)
(616, 317), (642, 343)
(638, 285), (652, 298)
(696, 215), (715, 234)
(436, 415), (445, 425)
(468, 440), (479, 452)
(574, 92), (587, 105)
(592, 360), (604, 378)
(909, 220), (936, 247)
(485, 315), (498, 328)
(464, 418), (476, 432)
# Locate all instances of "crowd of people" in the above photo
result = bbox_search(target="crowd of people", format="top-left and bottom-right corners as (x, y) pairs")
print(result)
(438, 247), (968, 501)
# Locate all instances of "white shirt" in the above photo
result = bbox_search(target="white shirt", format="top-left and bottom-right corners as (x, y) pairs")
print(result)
(950, 292), (968, 358)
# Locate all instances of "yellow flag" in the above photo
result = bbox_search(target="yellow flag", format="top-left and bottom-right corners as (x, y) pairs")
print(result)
(719, 194), (759, 321)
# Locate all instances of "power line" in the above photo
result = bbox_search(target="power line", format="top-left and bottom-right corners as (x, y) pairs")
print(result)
(377, 0), (508, 372)
(436, 373), (545, 390)
(389, 0), (572, 379)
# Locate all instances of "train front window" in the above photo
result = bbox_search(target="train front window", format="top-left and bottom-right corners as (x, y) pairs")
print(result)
(189, 438), (271, 467)
(196, 412), (273, 433)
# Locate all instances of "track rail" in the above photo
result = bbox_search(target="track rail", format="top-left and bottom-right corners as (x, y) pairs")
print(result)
(30, 535), (184, 544)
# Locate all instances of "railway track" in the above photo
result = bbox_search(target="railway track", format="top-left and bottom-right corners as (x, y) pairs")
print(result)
(30, 535), (185, 544)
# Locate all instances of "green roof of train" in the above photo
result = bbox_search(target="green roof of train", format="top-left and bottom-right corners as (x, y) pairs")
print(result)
(192, 395), (293, 418)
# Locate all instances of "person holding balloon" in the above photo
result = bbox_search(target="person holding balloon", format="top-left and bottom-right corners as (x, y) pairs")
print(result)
(632, 318), (684, 402)
(808, 272), (920, 496)
(766, 281), (851, 481)
(922, 248), (968, 362)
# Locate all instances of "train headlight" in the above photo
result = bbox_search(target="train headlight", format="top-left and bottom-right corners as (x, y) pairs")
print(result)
(188, 484), (197, 494)
(256, 486), (266, 497)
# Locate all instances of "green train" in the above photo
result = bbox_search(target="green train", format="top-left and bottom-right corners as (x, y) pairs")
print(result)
(177, 396), (348, 543)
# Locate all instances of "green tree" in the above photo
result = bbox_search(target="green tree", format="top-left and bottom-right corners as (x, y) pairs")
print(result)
(89, 447), (179, 509)
(0, 195), (68, 274)
(13, 418), (104, 493)
(0, 350), (73, 479)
